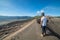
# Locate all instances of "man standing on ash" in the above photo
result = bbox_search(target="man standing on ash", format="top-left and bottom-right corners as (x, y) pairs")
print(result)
(40, 11), (48, 37)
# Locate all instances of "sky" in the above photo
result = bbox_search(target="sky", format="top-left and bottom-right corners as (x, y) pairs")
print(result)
(0, 0), (60, 16)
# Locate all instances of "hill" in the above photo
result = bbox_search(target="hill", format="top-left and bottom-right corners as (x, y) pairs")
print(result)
(0, 16), (33, 25)
(0, 16), (32, 21)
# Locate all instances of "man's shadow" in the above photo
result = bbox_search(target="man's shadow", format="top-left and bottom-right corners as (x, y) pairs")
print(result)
(45, 27), (60, 39)
(45, 28), (54, 36)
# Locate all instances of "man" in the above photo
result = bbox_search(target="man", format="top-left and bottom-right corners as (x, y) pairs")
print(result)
(41, 12), (48, 37)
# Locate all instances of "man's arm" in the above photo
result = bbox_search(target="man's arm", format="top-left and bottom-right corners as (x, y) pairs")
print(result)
(40, 17), (43, 27)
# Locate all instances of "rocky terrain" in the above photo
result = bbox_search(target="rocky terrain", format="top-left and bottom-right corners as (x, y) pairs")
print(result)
(0, 19), (32, 39)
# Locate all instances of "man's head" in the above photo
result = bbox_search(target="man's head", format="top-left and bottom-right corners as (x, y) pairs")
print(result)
(41, 12), (45, 16)
(40, 10), (45, 16)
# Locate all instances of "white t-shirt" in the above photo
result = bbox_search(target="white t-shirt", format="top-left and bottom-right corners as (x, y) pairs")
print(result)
(41, 16), (47, 26)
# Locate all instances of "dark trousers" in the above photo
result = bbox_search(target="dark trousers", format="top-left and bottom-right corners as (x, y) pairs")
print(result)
(42, 26), (46, 34)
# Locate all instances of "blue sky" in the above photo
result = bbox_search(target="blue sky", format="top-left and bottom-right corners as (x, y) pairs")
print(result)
(0, 0), (60, 16)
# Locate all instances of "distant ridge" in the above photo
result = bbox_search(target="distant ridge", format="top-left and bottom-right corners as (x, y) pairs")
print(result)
(0, 16), (32, 22)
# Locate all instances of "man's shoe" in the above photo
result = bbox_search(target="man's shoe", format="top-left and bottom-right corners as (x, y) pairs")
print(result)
(41, 34), (43, 37)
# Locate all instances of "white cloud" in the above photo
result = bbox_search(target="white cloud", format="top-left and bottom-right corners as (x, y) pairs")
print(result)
(40, 6), (60, 16)
(37, 11), (40, 13)
(40, 10), (44, 13)
(36, 10), (44, 15)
